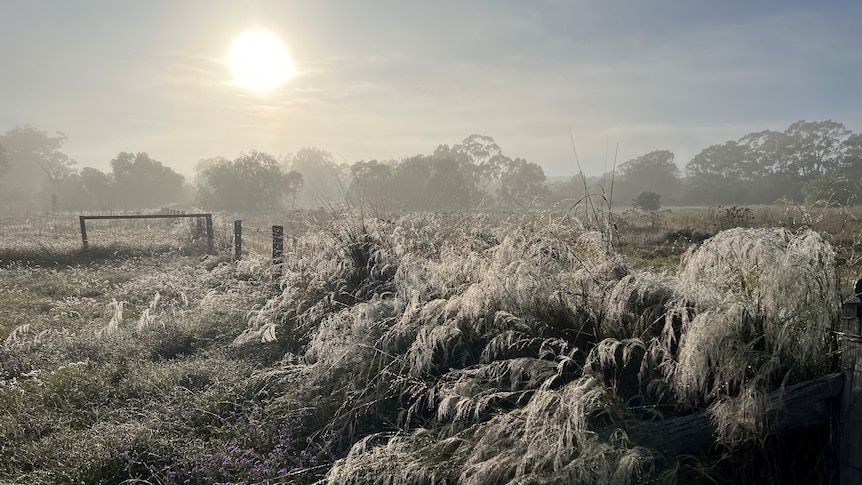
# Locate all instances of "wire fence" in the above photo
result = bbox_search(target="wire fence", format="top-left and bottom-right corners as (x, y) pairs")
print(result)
(0, 210), (217, 261)
(241, 224), (275, 256)
(1, 208), (340, 265)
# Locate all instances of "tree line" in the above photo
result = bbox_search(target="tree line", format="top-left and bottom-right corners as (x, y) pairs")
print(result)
(1, 120), (860, 213)
(587, 119), (862, 208)
(0, 126), (188, 212)
(0, 129), (549, 212)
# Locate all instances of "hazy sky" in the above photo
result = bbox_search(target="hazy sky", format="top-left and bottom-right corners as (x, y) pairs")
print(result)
(2, 1), (860, 179)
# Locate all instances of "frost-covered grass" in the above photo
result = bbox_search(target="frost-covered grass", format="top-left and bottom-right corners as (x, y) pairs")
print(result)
(0, 211), (239, 266)
(0, 207), (853, 484)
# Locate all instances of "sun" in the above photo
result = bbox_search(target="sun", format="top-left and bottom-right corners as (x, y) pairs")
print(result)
(229, 31), (295, 90)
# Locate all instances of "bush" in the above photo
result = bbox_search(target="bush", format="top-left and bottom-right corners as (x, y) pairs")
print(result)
(633, 191), (661, 211)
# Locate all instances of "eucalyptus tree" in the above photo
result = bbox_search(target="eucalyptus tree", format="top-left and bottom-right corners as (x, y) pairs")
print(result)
(195, 151), (302, 211)
(110, 152), (185, 209)
(615, 150), (681, 206)
(498, 157), (549, 208)
(0, 125), (75, 208)
(286, 147), (345, 207)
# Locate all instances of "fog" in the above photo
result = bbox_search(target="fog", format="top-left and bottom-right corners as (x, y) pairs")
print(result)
(2, 122), (862, 212)
(1, 1), (861, 211)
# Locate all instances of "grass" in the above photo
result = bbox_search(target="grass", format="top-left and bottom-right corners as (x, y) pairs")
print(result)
(0, 204), (858, 483)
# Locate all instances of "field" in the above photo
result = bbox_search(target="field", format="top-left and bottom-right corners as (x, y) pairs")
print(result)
(2, 204), (861, 484)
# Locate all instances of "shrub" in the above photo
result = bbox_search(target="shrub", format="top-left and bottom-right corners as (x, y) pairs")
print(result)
(633, 191), (661, 211)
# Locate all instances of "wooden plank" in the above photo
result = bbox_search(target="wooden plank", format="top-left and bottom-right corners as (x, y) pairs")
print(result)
(627, 373), (843, 456)
(80, 213), (211, 220)
(841, 302), (862, 484)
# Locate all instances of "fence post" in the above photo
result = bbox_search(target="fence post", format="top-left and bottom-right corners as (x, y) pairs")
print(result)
(272, 225), (284, 277)
(841, 297), (862, 484)
(205, 215), (213, 254)
(79, 216), (88, 250)
(234, 220), (243, 261)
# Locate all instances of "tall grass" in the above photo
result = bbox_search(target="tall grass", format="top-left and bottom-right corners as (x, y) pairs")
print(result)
(0, 208), (846, 483)
(231, 210), (841, 483)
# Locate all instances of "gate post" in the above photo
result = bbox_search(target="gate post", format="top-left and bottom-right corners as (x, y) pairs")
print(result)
(205, 215), (214, 254)
(79, 216), (88, 250)
(234, 220), (242, 261)
(272, 225), (284, 278)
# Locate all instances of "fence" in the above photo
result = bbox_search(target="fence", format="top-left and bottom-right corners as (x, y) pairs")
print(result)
(230, 220), (285, 275)
(621, 299), (862, 482)
(79, 213), (213, 253)
(0, 211), (216, 260)
(841, 300), (862, 483)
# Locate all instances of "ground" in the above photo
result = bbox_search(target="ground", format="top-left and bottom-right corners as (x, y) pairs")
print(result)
(0, 205), (857, 484)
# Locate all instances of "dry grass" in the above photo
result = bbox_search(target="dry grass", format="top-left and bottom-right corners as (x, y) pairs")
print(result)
(0, 205), (853, 484)
(0, 211), (236, 266)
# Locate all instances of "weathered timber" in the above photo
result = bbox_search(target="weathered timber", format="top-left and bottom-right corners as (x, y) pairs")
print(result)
(627, 373), (844, 456)
(234, 220), (242, 261)
(79, 215), (88, 250)
(272, 225), (284, 277)
(205, 215), (213, 253)
(80, 213), (211, 220)
(841, 301), (862, 484)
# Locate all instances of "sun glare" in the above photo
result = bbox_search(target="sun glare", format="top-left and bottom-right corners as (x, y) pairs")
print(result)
(229, 31), (295, 90)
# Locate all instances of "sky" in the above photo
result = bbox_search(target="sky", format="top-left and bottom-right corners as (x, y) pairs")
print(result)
(1, 1), (861, 180)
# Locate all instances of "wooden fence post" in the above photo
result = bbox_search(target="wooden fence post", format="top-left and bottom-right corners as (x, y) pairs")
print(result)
(234, 220), (242, 261)
(79, 216), (88, 250)
(841, 299), (862, 484)
(205, 215), (213, 254)
(272, 225), (284, 277)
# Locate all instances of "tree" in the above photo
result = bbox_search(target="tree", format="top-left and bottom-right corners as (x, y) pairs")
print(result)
(802, 175), (854, 206)
(0, 141), (7, 179)
(195, 151), (302, 211)
(282, 171), (304, 209)
(392, 151), (475, 210)
(842, 133), (862, 172)
(286, 147), (344, 207)
(633, 191), (661, 211)
(0, 125), (76, 208)
(452, 134), (511, 196)
(454, 135), (501, 185)
(840, 134), (862, 203)
(784, 120), (850, 179)
(79, 167), (114, 209)
(737, 130), (797, 179)
(615, 150), (681, 206)
(684, 142), (749, 204)
(110, 152), (185, 209)
(498, 157), (550, 207)
(56, 167), (114, 211)
(686, 141), (746, 180)
(618, 150), (679, 179)
(346, 160), (395, 209)
(546, 172), (604, 207)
